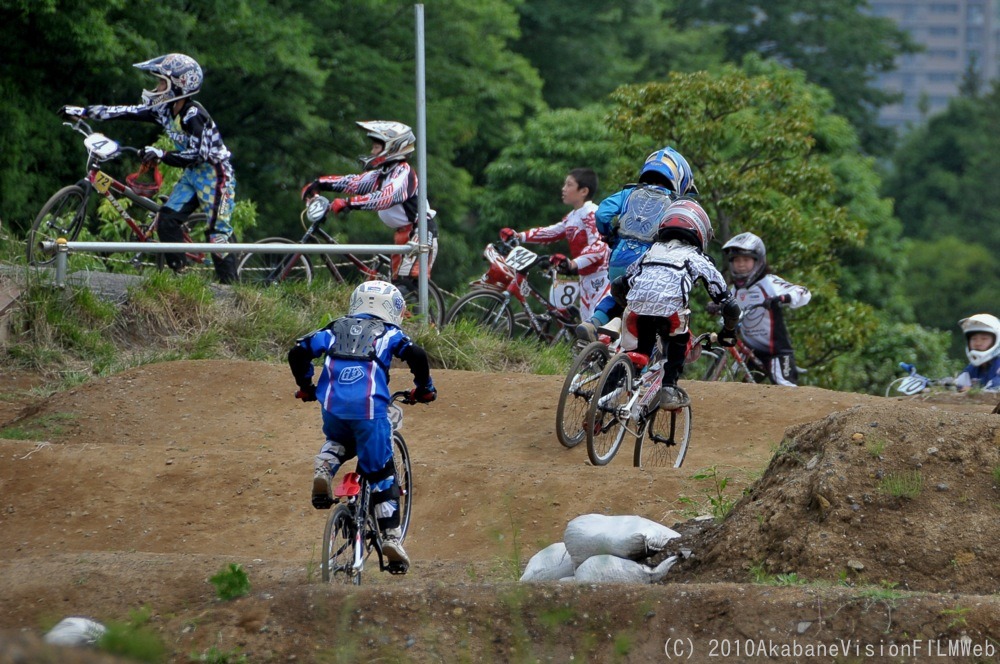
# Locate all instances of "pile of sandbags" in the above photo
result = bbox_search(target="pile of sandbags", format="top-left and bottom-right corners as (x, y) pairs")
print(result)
(520, 514), (681, 584)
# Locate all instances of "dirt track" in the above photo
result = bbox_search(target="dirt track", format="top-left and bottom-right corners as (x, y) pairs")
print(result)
(1, 362), (998, 662)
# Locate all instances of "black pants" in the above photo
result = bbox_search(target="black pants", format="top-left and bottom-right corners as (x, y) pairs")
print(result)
(158, 201), (237, 284)
(635, 315), (690, 386)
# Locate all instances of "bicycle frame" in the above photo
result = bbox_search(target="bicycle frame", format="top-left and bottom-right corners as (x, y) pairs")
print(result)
(468, 242), (579, 343)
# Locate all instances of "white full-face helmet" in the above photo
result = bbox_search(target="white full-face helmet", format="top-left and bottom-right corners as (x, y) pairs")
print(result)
(349, 280), (406, 326)
(722, 232), (767, 287)
(357, 120), (415, 171)
(134, 54), (203, 107)
(959, 313), (1000, 366)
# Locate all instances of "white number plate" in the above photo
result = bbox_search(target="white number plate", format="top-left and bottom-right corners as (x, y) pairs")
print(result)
(503, 246), (537, 271)
(550, 279), (580, 308)
(84, 133), (119, 159)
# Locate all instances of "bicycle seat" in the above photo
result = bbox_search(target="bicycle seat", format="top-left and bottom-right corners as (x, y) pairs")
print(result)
(333, 472), (362, 498)
(625, 351), (650, 371)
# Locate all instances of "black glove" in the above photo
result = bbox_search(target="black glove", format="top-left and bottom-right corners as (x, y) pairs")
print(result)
(410, 381), (437, 403)
(718, 327), (737, 347)
(705, 302), (722, 315)
(763, 294), (791, 310)
(301, 180), (321, 200)
(295, 385), (317, 402)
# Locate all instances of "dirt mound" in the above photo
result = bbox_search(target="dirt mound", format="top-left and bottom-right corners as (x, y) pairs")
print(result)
(671, 401), (1000, 593)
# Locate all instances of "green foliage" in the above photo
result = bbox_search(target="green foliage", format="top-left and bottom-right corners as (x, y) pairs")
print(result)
(97, 606), (166, 663)
(209, 563), (250, 601)
(687, 465), (737, 522)
(878, 471), (923, 500)
(676, 0), (920, 153)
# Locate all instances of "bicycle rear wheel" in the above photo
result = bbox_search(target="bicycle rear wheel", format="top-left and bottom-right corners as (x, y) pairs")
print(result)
(236, 237), (313, 285)
(445, 289), (514, 337)
(400, 281), (446, 327)
(321, 504), (361, 584)
(686, 348), (724, 381)
(634, 399), (691, 469)
(392, 433), (413, 541)
(556, 341), (611, 448)
(27, 185), (91, 266)
(586, 353), (636, 466)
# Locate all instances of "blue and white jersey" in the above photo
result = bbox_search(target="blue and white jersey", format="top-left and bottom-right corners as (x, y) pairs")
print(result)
(294, 314), (414, 419)
(596, 185), (676, 280)
(956, 356), (1000, 392)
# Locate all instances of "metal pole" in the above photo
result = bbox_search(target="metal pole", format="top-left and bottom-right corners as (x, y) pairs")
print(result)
(415, 4), (429, 320)
(55, 238), (68, 288)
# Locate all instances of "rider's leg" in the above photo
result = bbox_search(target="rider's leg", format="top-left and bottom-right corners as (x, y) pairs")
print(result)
(354, 417), (410, 570)
(313, 412), (358, 509)
(207, 168), (238, 284)
(157, 198), (199, 272)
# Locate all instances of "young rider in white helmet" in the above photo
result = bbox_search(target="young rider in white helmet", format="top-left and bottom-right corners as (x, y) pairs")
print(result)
(722, 232), (811, 386)
(288, 281), (438, 573)
(61, 54), (239, 283)
(301, 121), (437, 298)
(954, 314), (1000, 392)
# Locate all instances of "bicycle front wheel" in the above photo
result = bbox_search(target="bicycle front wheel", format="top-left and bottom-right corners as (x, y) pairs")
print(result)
(445, 290), (514, 338)
(236, 237), (313, 285)
(586, 353), (636, 466)
(392, 432), (413, 541)
(556, 341), (611, 448)
(634, 399), (691, 469)
(27, 185), (91, 266)
(321, 504), (361, 584)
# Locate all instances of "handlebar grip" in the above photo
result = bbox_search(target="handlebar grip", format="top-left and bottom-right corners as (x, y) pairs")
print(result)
(899, 362), (915, 374)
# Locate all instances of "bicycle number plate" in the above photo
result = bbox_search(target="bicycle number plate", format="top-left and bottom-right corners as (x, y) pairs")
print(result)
(503, 246), (537, 272)
(92, 171), (114, 195)
(84, 133), (119, 159)
(897, 375), (928, 395)
(387, 403), (403, 432)
(550, 279), (580, 308)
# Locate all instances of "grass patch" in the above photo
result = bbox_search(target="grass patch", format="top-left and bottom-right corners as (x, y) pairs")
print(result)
(0, 412), (74, 440)
(992, 465), (1000, 485)
(878, 470), (923, 499)
(209, 563), (250, 601)
(97, 606), (165, 663)
(2, 276), (575, 382)
(865, 436), (888, 458)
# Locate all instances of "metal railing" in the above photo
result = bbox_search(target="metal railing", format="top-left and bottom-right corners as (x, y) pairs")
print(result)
(39, 239), (431, 316)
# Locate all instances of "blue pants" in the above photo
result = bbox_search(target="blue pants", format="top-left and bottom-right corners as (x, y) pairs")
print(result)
(320, 411), (393, 477)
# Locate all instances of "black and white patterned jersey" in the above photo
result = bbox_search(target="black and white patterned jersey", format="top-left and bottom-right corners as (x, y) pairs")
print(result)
(733, 274), (811, 355)
(625, 240), (729, 317)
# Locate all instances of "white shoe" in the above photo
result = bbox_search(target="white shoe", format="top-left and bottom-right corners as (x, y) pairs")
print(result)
(381, 528), (410, 572)
(659, 386), (688, 410)
(311, 466), (333, 509)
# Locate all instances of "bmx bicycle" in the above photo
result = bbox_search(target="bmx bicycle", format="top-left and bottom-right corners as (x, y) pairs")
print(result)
(585, 332), (718, 468)
(318, 391), (415, 584)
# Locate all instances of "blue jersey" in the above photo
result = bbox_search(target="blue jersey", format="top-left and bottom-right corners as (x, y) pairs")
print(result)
(294, 315), (414, 419)
(957, 356), (1000, 392)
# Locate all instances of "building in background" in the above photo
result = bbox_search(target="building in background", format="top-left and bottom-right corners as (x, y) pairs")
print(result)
(872, 0), (999, 129)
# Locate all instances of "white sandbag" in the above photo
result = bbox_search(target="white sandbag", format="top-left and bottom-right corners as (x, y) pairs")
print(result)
(44, 617), (106, 646)
(563, 514), (681, 566)
(520, 542), (575, 582)
(573, 554), (679, 584)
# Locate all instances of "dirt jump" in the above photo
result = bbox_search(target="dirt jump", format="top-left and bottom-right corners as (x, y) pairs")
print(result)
(2, 361), (999, 662)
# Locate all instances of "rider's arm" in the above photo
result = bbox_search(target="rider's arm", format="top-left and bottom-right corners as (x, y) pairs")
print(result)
(83, 104), (158, 122)
(337, 163), (415, 212)
(398, 342), (432, 388)
(765, 275), (811, 309)
(287, 329), (330, 390)
(595, 189), (628, 237)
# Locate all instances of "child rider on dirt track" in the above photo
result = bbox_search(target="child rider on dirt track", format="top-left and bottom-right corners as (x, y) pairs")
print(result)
(300, 121), (437, 299)
(288, 281), (437, 573)
(60, 53), (239, 283)
(613, 198), (741, 409)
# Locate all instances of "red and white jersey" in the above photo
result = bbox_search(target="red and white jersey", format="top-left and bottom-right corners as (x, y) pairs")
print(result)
(734, 274), (811, 355)
(520, 202), (609, 277)
(318, 161), (436, 229)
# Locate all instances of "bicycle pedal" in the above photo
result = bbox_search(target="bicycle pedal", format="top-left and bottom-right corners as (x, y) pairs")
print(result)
(311, 494), (334, 510)
(386, 561), (409, 575)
